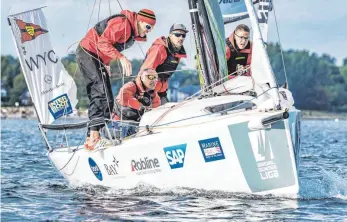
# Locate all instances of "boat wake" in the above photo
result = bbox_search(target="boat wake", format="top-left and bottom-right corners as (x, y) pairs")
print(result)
(299, 169), (347, 200)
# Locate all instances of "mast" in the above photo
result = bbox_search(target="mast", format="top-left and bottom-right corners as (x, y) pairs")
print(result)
(188, 0), (211, 91)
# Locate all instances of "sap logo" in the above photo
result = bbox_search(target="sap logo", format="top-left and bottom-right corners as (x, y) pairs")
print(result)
(163, 144), (187, 169)
(25, 50), (58, 71)
(88, 157), (103, 181)
(48, 94), (73, 120)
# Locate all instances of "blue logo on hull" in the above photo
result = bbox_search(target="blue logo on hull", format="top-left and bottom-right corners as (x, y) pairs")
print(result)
(164, 144), (187, 169)
(88, 157), (103, 181)
(198, 137), (225, 162)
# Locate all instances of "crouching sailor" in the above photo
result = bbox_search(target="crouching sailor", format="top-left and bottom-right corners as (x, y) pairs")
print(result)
(112, 68), (160, 137)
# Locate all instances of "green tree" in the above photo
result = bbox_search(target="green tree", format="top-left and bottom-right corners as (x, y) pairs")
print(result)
(8, 72), (26, 105)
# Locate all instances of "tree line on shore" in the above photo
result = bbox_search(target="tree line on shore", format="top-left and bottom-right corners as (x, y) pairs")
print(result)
(1, 43), (347, 112)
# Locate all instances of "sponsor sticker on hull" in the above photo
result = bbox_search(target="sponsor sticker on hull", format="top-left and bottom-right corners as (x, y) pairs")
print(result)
(164, 144), (186, 169)
(228, 121), (296, 192)
(103, 155), (125, 179)
(198, 137), (225, 162)
(88, 157), (103, 181)
(131, 157), (161, 175)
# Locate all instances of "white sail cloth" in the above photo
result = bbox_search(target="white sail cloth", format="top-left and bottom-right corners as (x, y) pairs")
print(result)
(8, 8), (78, 124)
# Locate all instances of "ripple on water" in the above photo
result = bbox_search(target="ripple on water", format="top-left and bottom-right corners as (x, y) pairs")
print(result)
(1, 119), (347, 221)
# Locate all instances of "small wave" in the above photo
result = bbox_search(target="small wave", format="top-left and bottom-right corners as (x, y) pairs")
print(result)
(299, 169), (347, 200)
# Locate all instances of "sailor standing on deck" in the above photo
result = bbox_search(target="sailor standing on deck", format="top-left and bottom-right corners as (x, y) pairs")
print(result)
(139, 24), (188, 105)
(76, 9), (156, 150)
(225, 24), (253, 79)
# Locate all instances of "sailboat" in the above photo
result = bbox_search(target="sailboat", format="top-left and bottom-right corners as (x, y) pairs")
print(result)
(8, 0), (301, 196)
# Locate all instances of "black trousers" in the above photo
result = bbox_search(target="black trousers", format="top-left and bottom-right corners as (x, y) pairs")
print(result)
(76, 45), (114, 131)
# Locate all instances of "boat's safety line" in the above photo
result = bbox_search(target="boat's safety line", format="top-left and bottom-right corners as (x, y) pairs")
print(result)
(62, 156), (80, 176)
(117, 86), (279, 140)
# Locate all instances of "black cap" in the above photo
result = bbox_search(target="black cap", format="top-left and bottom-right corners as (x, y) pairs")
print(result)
(169, 23), (189, 33)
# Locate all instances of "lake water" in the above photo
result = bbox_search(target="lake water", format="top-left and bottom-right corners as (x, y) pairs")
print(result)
(1, 119), (347, 221)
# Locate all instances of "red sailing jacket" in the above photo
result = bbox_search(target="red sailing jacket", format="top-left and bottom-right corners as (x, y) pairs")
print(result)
(140, 37), (187, 93)
(79, 10), (146, 65)
(225, 33), (252, 79)
(113, 77), (160, 120)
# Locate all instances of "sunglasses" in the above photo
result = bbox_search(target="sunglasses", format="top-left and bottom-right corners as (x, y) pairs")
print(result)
(234, 33), (250, 41)
(147, 75), (158, 80)
(145, 24), (152, 30)
(173, 33), (186, 38)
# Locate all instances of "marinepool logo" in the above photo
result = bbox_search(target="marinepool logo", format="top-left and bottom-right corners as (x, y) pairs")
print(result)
(198, 137), (225, 162)
(88, 157), (103, 181)
(163, 144), (186, 169)
(48, 93), (73, 120)
(131, 157), (161, 175)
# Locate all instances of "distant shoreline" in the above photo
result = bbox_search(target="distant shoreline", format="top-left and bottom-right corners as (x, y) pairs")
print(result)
(1, 106), (346, 120)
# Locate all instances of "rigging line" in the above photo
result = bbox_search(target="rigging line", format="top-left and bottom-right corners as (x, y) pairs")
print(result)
(60, 0), (94, 124)
(116, 0), (145, 57)
(89, 0), (116, 133)
(97, 0), (101, 22)
(116, 0), (123, 10)
(201, 28), (220, 79)
(152, 86), (277, 128)
(114, 0), (144, 139)
(108, 0), (111, 16)
(123, 86), (278, 139)
(147, 69), (250, 128)
(86, 0), (97, 33)
(110, 68), (196, 80)
(272, 0), (288, 88)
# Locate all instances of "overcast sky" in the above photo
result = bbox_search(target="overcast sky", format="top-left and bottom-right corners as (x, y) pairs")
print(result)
(1, 0), (347, 67)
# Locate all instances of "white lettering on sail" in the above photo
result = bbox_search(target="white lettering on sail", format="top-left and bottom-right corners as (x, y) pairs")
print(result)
(25, 50), (58, 71)
(257, 0), (270, 24)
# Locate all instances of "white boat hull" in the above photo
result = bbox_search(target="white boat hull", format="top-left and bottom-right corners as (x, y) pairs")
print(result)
(48, 95), (301, 196)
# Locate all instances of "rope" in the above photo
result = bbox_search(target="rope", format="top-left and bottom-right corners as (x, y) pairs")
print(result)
(117, 86), (278, 141)
(108, 0), (111, 16)
(116, 0), (145, 57)
(272, 0), (288, 88)
(109, 68), (196, 80)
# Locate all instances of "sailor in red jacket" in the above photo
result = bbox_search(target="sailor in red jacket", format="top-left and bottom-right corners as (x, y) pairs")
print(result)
(139, 24), (188, 105)
(112, 68), (160, 137)
(76, 9), (156, 149)
(225, 24), (252, 79)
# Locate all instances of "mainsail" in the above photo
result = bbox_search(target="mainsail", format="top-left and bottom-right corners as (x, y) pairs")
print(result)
(219, 0), (272, 43)
(189, 0), (228, 89)
(244, 0), (280, 106)
(8, 8), (78, 124)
